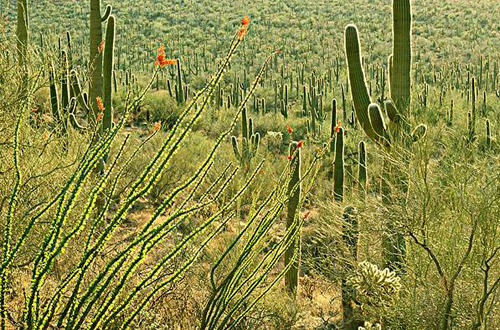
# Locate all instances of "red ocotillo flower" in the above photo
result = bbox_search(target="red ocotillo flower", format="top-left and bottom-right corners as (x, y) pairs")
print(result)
(96, 96), (105, 112)
(297, 140), (304, 148)
(334, 120), (342, 133)
(241, 15), (250, 26)
(155, 43), (177, 67)
(153, 121), (162, 132)
(287, 124), (293, 134)
(238, 15), (250, 40)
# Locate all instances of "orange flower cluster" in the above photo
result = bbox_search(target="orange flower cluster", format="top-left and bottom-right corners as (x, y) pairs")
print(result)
(96, 96), (105, 121)
(334, 120), (342, 133)
(297, 140), (304, 148)
(287, 124), (293, 134)
(153, 121), (162, 132)
(238, 15), (250, 40)
(155, 44), (177, 67)
(96, 96), (105, 112)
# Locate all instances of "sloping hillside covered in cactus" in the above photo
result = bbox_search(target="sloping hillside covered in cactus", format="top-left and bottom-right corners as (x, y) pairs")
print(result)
(0, 0), (499, 329)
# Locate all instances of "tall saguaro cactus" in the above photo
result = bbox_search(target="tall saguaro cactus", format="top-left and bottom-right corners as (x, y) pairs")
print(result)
(285, 142), (302, 297)
(103, 15), (115, 133)
(16, 0), (29, 67)
(89, 0), (112, 121)
(344, 0), (424, 271)
(391, 0), (412, 112)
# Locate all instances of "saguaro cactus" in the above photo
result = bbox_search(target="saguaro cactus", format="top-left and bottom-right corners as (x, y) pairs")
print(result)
(89, 0), (112, 121)
(16, 0), (29, 67)
(231, 108), (260, 167)
(103, 15), (115, 133)
(285, 141), (302, 297)
(344, 0), (425, 271)
(334, 127), (345, 202)
(391, 0), (412, 112)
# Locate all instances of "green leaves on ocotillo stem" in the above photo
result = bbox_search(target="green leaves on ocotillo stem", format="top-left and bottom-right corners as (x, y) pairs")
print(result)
(411, 124), (427, 142)
(334, 127), (345, 202)
(345, 24), (377, 141)
(358, 141), (367, 196)
(368, 103), (391, 146)
(285, 141), (302, 297)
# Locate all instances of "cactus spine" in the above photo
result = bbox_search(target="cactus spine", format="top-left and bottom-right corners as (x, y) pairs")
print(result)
(285, 142), (302, 297)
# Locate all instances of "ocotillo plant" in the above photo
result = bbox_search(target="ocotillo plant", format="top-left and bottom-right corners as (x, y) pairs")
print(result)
(284, 141), (302, 297)
(231, 107), (260, 168)
(201, 142), (322, 330)
(358, 141), (367, 196)
(0, 17), (280, 329)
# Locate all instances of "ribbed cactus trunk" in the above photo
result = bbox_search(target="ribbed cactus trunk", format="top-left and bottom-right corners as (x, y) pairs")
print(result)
(103, 15), (115, 133)
(285, 142), (302, 298)
(16, 0), (29, 67)
(391, 0), (412, 113)
(89, 0), (104, 122)
(345, 25), (377, 141)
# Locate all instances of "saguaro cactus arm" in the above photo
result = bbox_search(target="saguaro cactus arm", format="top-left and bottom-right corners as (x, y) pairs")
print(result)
(344, 25), (377, 141)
